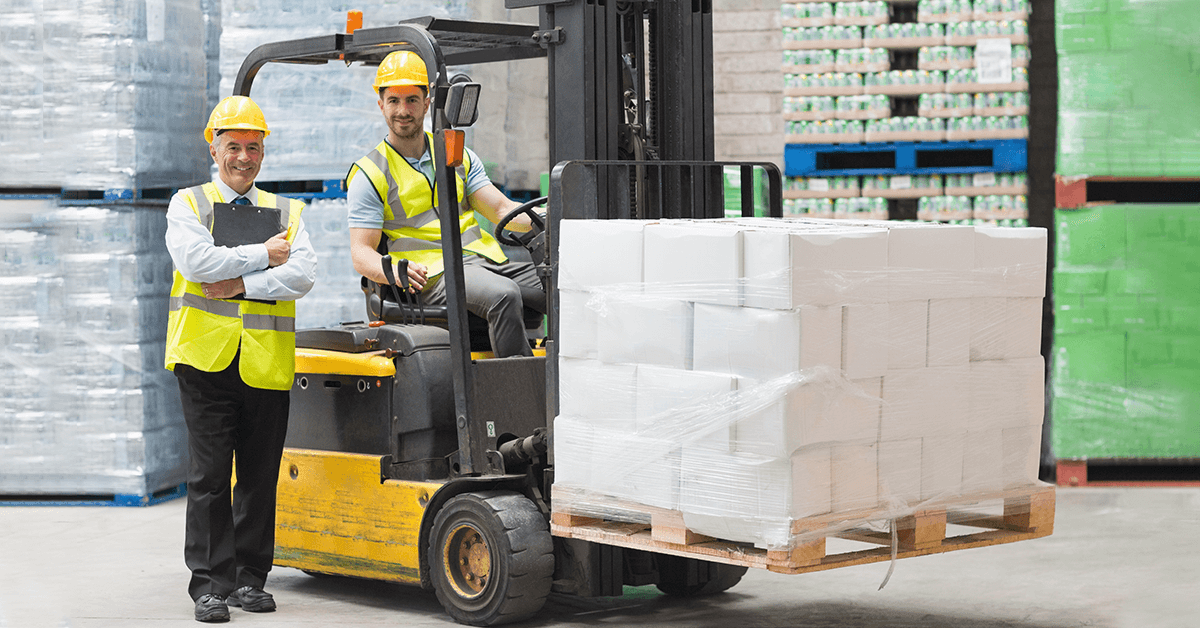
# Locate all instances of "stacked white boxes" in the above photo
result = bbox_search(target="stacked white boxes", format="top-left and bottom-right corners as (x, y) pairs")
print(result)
(293, 198), (364, 330)
(0, 0), (212, 190)
(0, 205), (188, 497)
(553, 217), (1046, 549)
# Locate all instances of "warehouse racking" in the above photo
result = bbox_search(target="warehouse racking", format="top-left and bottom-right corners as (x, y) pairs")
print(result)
(779, 0), (1032, 225)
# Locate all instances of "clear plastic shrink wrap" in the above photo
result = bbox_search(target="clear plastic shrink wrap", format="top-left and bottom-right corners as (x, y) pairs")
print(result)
(0, 0), (211, 189)
(553, 217), (1047, 550)
(0, 206), (187, 496)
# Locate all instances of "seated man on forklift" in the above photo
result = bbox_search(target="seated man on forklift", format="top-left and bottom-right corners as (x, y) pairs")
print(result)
(347, 50), (545, 357)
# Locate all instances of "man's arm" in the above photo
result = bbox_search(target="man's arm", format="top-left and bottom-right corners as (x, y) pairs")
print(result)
(351, 228), (428, 290)
(164, 191), (272, 284)
(468, 183), (537, 233)
(237, 213), (318, 301)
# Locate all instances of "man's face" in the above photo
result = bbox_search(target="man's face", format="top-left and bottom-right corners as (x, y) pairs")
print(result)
(379, 85), (429, 141)
(209, 130), (264, 195)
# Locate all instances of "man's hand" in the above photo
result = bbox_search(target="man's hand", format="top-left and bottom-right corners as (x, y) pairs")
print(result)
(265, 231), (290, 267)
(397, 260), (428, 291)
(202, 277), (246, 300)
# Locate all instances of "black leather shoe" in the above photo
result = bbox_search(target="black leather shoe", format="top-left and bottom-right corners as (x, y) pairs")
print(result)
(194, 594), (229, 623)
(228, 585), (276, 613)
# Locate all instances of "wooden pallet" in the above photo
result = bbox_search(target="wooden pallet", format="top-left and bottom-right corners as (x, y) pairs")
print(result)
(551, 485), (1054, 575)
(1056, 459), (1200, 487)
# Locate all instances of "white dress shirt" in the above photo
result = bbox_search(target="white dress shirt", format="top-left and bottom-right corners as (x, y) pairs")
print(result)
(165, 178), (317, 301)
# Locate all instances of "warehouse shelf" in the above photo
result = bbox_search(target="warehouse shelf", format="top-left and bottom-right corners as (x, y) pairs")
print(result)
(783, 188), (861, 199)
(785, 139), (1027, 177)
(946, 33), (1027, 46)
(945, 184), (1028, 196)
(784, 85), (865, 97)
(919, 106), (974, 118)
(781, 62), (834, 74)
(786, 132), (866, 145)
(864, 187), (944, 199)
(918, 57), (1028, 71)
(786, 110), (891, 121)
(945, 128), (1028, 141)
(784, 38), (863, 50)
(863, 36), (946, 49)
(946, 80), (1029, 93)
(1055, 175), (1200, 208)
(864, 83), (945, 96)
(865, 130), (947, 143)
(919, 11), (1029, 23)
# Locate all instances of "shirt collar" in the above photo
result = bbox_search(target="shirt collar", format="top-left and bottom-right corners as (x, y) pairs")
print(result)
(212, 178), (258, 205)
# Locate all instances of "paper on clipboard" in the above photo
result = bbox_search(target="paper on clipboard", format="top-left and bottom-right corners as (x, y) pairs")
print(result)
(976, 38), (1013, 84)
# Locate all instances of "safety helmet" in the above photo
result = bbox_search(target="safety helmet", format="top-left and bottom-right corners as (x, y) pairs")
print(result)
(204, 96), (271, 144)
(373, 50), (429, 92)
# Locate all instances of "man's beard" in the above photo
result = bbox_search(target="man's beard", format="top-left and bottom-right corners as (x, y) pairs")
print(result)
(394, 118), (422, 140)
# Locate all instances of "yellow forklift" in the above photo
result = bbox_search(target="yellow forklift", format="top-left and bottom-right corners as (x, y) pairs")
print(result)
(230, 3), (783, 625)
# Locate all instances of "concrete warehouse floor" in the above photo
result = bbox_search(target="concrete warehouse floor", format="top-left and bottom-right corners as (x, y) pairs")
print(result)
(0, 487), (1195, 628)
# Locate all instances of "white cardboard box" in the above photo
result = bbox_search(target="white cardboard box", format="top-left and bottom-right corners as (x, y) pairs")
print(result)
(596, 297), (693, 369)
(843, 303), (889, 378)
(921, 433), (965, 501)
(888, 224), (976, 301)
(742, 227), (889, 309)
(973, 226), (1047, 298)
(968, 356), (1045, 432)
(558, 358), (637, 429)
(927, 298), (971, 366)
(1006, 297), (1043, 359)
(558, 289), (598, 359)
(831, 439), (878, 512)
(1002, 425), (1041, 489)
(589, 427), (681, 510)
(969, 296), (1008, 361)
(558, 219), (645, 290)
(888, 299), (928, 369)
(693, 304), (840, 380)
(551, 415), (593, 488)
(962, 429), (1004, 494)
(881, 366), (970, 441)
(878, 438), (923, 506)
(644, 222), (743, 306)
(635, 365), (737, 449)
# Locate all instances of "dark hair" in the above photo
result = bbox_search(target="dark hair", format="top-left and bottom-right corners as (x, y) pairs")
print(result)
(379, 85), (428, 99)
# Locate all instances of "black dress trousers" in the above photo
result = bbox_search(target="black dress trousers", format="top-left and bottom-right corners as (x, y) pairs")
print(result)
(174, 352), (290, 601)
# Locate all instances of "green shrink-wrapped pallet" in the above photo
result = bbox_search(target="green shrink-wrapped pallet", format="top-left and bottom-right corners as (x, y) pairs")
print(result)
(1052, 205), (1200, 458)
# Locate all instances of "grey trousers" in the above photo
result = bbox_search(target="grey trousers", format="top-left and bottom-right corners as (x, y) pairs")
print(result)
(423, 254), (546, 357)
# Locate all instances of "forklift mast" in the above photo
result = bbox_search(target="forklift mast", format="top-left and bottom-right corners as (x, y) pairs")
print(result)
(231, 0), (779, 484)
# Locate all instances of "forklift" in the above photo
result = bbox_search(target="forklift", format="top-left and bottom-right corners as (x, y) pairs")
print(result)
(232, 2), (783, 625)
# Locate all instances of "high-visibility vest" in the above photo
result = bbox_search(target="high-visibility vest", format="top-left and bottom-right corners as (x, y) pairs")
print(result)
(346, 133), (507, 283)
(164, 183), (305, 391)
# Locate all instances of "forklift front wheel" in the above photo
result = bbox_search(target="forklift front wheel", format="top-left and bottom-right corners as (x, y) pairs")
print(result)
(655, 556), (748, 597)
(428, 491), (554, 626)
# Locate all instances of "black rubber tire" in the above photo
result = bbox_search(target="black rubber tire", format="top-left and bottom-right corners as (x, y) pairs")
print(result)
(655, 556), (748, 597)
(427, 491), (554, 626)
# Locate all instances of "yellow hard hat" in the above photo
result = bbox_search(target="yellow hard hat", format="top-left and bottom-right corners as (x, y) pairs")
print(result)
(373, 50), (428, 92)
(204, 96), (270, 144)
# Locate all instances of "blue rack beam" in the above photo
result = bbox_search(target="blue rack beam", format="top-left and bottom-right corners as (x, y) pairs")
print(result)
(785, 139), (1027, 177)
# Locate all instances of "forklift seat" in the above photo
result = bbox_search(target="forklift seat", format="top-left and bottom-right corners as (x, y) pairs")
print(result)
(361, 277), (544, 353)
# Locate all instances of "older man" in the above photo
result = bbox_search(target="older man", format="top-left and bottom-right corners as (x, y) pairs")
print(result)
(164, 96), (317, 622)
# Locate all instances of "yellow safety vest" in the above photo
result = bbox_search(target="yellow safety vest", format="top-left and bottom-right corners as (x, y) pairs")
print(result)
(346, 133), (507, 283)
(164, 183), (305, 391)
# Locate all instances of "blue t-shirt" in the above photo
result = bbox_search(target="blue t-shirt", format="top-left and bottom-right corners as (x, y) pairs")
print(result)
(347, 139), (491, 229)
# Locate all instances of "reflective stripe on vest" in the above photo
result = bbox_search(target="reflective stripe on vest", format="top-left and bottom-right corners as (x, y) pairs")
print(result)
(163, 182), (303, 391)
(347, 133), (507, 282)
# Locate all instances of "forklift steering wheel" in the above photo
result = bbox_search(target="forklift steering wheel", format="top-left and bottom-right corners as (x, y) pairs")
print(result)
(493, 196), (548, 247)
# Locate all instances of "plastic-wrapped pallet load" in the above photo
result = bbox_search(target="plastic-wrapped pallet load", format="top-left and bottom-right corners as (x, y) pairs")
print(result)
(553, 216), (1046, 551)
(0, 0), (211, 189)
(0, 204), (187, 498)
(1057, 0), (1200, 176)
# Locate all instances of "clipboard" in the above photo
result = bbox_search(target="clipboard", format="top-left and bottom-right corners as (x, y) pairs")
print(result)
(211, 202), (284, 248)
(210, 202), (283, 304)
